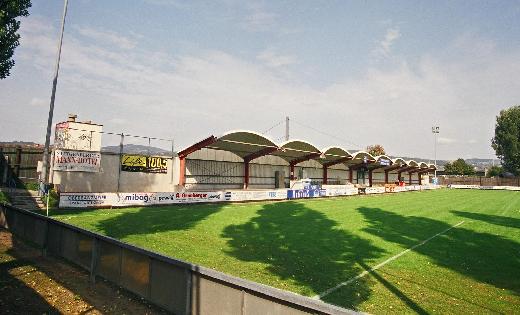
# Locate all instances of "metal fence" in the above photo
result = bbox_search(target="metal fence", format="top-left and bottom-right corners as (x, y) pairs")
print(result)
(439, 176), (520, 187)
(0, 203), (354, 315)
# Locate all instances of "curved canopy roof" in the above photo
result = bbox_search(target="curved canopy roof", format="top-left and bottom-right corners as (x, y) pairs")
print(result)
(208, 130), (277, 159)
(392, 158), (407, 166)
(178, 130), (436, 173)
(351, 151), (376, 162)
(320, 146), (353, 166)
(178, 130), (278, 160)
(273, 140), (322, 163)
(406, 160), (419, 167)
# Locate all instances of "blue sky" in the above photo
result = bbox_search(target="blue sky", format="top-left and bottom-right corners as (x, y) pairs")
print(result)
(1, 0), (520, 160)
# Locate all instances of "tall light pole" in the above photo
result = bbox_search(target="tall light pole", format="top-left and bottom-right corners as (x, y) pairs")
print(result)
(41, 0), (69, 191)
(285, 116), (290, 141)
(432, 126), (439, 179)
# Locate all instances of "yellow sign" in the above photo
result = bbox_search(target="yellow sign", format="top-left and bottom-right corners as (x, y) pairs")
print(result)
(121, 155), (167, 173)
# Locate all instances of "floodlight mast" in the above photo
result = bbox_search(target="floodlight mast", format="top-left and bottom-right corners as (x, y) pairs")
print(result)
(41, 0), (69, 189)
(432, 126), (439, 178)
(285, 116), (290, 141)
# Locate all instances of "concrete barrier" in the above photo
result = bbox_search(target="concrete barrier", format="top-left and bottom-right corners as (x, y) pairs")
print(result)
(0, 203), (356, 315)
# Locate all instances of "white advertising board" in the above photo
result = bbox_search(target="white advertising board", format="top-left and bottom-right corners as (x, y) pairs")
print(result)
(322, 185), (358, 197)
(365, 187), (385, 194)
(53, 150), (101, 172)
(60, 191), (226, 208)
(226, 190), (287, 202)
(448, 185), (480, 189)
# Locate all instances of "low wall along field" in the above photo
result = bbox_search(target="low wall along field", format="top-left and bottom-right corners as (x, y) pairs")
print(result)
(47, 189), (520, 314)
(0, 203), (352, 315)
(59, 185), (437, 208)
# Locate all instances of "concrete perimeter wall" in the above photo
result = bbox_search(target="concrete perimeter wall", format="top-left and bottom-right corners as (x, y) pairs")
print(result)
(51, 152), (181, 193)
(0, 204), (355, 315)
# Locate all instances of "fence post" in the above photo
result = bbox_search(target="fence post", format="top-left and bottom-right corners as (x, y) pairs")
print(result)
(89, 237), (99, 285)
(42, 219), (49, 257)
(14, 146), (22, 178)
(116, 133), (124, 193)
(0, 147), (6, 186)
(185, 268), (192, 315)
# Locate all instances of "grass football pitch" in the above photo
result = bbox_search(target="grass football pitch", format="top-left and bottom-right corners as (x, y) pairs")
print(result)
(52, 189), (520, 314)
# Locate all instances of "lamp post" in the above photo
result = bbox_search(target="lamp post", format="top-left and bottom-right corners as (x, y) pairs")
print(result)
(41, 0), (69, 194)
(432, 126), (439, 179)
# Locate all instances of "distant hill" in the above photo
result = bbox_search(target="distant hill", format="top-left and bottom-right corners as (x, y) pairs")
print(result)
(102, 144), (174, 156)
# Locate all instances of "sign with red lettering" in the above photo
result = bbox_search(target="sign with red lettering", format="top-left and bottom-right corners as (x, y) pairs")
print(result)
(53, 150), (101, 172)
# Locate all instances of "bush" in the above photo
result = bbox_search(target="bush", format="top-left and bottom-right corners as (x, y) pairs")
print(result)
(23, 182), (40, 191)
(0, 191), (10, 204)
(41, 189), (59, 208)
(487, 165), (503, 177)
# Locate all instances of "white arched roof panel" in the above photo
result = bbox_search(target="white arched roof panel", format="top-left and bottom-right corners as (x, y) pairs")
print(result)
(206, 130), (278, 159)
(274, 140), (322, 163)
(320, 146), (353, 165)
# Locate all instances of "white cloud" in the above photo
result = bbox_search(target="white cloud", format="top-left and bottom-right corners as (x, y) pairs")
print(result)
(6, 16), (520, 159)
(142, 0), (185, 6)
(74, 26), (137, 50)
(372, 27), (401, 59)
(30, 97), (47, 107)
(437, 137), (457, 144)
(109, 118), (127, 125)
(241, 4), (277, 32)
(257, 48), (298, 68)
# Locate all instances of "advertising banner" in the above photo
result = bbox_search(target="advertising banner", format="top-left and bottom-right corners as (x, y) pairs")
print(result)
(60, 191), (226, 208)
(287, 189), (326, 199)
(225, 190), (287, 202)
(59, 193), (116, 207)
(121, 154), (168, 173)
(448, 184), (480, 189)
(53, 150), (101, 172)
(365, 187), (385, 194)
(322, 185), (359, 197)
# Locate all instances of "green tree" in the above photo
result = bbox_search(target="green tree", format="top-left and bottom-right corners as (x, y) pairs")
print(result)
(491, 106), (520, 175)
(486, 165), (503, 177)
(444, 158), (476, 175)
(1, 0), (31, 79)
(366, 144), (386, 156)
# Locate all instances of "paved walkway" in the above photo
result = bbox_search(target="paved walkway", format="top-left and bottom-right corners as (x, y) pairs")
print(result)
(0, 187), (44, 211)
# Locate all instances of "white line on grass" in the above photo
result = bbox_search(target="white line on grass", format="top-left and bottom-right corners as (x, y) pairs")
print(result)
(314, 220), (466, 300)
(500, 199), (517, 216)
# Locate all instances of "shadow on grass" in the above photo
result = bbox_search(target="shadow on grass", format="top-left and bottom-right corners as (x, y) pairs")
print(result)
(358, 261), (428, 315)
(221, 201), (385, 309)
(94, 204), (224, 239)
(358, 206), (520, 295)
(451, 210), (520, 229)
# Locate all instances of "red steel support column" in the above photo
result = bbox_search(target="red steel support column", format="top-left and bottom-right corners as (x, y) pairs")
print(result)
(323, 166), (328, 184)
(368, 169), (373, 187)
(244, 161), (250, 189)
(349, 168), (353, 183)
(384, 170), (389, 184)
(397, 171), (402, 183)
(418, 172), (422, 185)
(290, 163), (295, 180)
(179, 157), (186, 186)
(408, 173), (412, 185)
